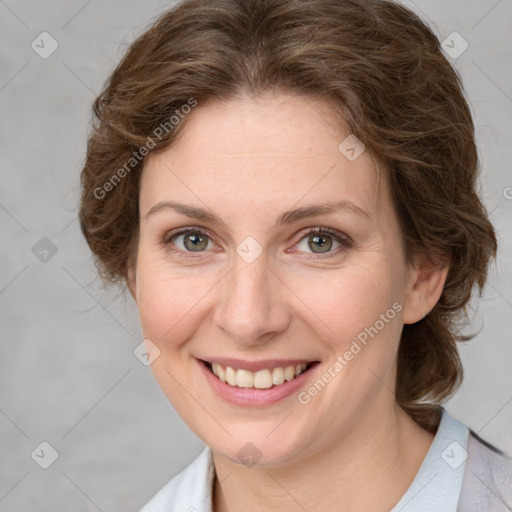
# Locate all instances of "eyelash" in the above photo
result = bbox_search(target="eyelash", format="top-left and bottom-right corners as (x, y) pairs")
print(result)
(161, 226), (353, 259)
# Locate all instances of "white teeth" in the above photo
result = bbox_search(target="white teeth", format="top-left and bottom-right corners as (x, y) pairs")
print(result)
(225, 366), (237, 386)
(209, 362), (310, 389)
(272, 367), (285, 385)
(235, 369), (253, 388)
(253, 369), (273, 389)
(284, 366), (295, 381)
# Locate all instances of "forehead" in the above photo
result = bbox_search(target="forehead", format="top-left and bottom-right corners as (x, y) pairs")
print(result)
(140, 93), (386, 220)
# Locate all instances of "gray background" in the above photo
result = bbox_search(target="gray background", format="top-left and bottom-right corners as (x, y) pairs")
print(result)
(1, 0), (511, 510)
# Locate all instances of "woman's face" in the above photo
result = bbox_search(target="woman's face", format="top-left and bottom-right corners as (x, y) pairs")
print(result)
(129, 92), (434, 467)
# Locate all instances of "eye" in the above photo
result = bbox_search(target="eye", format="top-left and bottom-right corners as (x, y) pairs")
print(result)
(164, 228), (213, 254)
(293, 227), (352, 256)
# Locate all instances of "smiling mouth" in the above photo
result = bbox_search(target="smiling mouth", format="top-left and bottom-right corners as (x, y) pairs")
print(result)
(202, 360), (318, 389)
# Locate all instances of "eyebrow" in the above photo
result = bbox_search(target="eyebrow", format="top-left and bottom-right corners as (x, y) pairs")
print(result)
(144, 199), (372, 228)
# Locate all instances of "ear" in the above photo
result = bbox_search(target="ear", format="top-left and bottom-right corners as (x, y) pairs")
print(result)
(402, 253), (450, 325)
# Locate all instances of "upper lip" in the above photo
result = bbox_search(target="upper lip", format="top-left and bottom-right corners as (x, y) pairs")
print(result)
(199, 357), (317, 372)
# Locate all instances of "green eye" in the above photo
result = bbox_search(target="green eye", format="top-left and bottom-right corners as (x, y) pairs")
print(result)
(307, 233), (334, 253)
(295, 227), (351, 255)
(166, 229), (212, 252)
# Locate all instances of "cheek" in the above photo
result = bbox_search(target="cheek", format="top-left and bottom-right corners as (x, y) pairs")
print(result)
(135, 256), (212, 346)
(294, 262), (405, 408)
(296, 265), (400, 342)
(295, 270), (404, 417)
(134, 259), (210, 412)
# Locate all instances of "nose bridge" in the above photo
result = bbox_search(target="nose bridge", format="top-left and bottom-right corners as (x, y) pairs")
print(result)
(214, 251), (288, 344)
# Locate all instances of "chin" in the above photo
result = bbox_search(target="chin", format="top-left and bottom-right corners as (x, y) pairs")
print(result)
(203, 419), (315, 469)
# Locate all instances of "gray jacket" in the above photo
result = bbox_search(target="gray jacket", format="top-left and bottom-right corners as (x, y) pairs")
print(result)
(458, 430), (512, 511)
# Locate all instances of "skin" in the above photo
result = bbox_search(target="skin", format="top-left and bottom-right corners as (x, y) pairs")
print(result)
(127, 91), (449, 511)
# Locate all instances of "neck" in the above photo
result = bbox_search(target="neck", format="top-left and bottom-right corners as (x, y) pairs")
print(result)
(212, 402), (435, 512)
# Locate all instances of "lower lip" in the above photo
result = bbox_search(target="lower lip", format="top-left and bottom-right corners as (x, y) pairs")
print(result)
(198, 359), (317, 407)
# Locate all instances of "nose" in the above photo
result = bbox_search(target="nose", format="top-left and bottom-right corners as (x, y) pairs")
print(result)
(213, 251), (291, 347)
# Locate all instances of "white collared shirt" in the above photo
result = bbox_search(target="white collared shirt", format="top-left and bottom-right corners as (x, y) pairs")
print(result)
(140, 407), (512, 512)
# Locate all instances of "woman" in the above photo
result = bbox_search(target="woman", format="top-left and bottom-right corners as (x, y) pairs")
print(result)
(78, 0), (512, 510)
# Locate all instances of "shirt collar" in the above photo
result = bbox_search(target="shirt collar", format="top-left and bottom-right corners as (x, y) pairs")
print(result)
(389, 406), (469, 511)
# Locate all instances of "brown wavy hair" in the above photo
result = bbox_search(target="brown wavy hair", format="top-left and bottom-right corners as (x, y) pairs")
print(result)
(78, 0), (497, 430)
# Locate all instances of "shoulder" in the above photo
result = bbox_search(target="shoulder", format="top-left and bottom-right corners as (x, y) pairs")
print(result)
(457, 430), (512, 511)
(140, 446), (214, 512)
